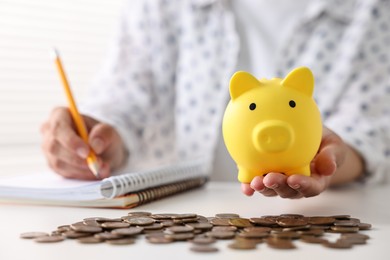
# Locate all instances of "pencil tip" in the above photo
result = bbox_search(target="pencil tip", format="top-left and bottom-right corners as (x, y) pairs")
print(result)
(88, 162), (101, 179)
(51, 47), (59, 59)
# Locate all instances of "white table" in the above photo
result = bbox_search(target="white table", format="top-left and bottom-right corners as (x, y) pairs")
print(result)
(0, 181), (388, 260)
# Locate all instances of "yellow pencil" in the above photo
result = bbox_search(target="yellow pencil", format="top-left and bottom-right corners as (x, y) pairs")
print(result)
(51, 48), (100, 179)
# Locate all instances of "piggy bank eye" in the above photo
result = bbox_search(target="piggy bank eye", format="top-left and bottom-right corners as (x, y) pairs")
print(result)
(289, 100), (296, 108)
(249, 103), (256, 110)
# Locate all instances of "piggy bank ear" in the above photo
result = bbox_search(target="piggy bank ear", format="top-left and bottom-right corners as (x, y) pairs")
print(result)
(229, 71), (261, 100)
(281, 67), (314, 97)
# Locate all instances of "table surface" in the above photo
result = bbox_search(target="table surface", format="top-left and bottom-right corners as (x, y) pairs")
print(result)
(0, 181), (388, 260)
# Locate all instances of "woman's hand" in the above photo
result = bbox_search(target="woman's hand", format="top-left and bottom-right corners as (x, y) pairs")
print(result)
(241, 126), (362, 199)
(41, 107), (128, 180)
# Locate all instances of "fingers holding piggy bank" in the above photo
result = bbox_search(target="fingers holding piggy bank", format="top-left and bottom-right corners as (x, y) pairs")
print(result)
(222, 67), (322, 184)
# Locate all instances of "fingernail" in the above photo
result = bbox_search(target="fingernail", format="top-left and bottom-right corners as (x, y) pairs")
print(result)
(76, 147), (89, 159)
(292, 184), (300, 189)
(91, 138), (104, 153)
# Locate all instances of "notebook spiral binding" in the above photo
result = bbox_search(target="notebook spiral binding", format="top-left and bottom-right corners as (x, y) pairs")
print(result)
(135, 177), (208, 207)
(100, 159), (208, 199)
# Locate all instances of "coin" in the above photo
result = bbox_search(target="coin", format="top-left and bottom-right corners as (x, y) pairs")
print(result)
(63, 231), (92, 239)
(124, 217), (155, 226)
(215, 213), (240, 219)
(111, 227), (144, 236)
(166, 225), (194, 233)
(237, 231), (269, 239)
(20, 232), (49, 239)
(106, 238), (135, 245)
(228, 240), (257, 250)
(266, 238), (296, 249)
(323, 240), (353, 249)
(128, 211), (152, 217)
(191, 236), (216, 245)
(101, 222), (130, 229)
(35, 235), (65, 243)
(212, 226), (237, 232)
(229, 218), (253, 228)
(276, 217), (308, 227)
(249, 217), (276, 226)
(77, 236), (103, 244)
(147, 236), (174, 244)
(330, 226), (359, 233)
(70, 224), (103, 233)
(94, 232), (123, 240)
(165, 232), (194, 241)
(190, 245), (219, 253)
(21, 212), (372, 253)
(209, 218), (231, 226)
(207, 231), (236, 239)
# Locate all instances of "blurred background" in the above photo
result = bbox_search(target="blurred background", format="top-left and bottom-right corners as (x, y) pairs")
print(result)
(0, 0), (123, 176)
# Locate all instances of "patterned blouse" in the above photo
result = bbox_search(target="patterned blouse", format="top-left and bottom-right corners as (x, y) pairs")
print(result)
(81, 0), (390, 184)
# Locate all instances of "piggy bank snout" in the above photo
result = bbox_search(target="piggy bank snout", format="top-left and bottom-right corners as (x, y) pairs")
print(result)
(252, 121), (294, 153)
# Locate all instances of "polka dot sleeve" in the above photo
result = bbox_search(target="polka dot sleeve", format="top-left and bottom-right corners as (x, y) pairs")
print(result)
(325, 2), (390, 184)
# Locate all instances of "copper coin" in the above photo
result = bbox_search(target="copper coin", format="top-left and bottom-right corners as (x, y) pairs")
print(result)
(101, 222), (130, 229)
(127, 211), (152, 217)
(57, 225), (71, 232)
(83, 220), (101, 227)
(209, 218), (231, 226)
(228, 240), (257, 250)
(70, 224), (102, 233)
(334, 220), (359, 227)
(229, 218), (253, 228)
(249, 217), (276, 226)
(94, 232), (123, 240)
(243, 227), (272, 233)
(141, 223), (164, 230)
(111, 227), (144, 236)
(271, 231), (300, 239)
(106, 238), (135, 245)
(63, 231), (92, 239)
(237, 231), (269, 239)
(165, 232), (194, 241)
(35, 235), (65, 243)
(323, 240), (353, 249)
(358, 223), (372, 230)
(207, 231), (236, 239)
(276, 217), (308, 227)
(124, 217), (155, 226)
(171, 213), (197, 219)
(190, 245), (219, 253)
(186, 222), (213, 230)
(77, 236), (103, 244)
(215, 213), (240, 219)
(266, 238), (296, 249)
(166, 225), (194, 233)
(212, 226), (237, 232)
(150, 213), (178, 220)
(147, 236), (174, 244)
(309, 216), (336, 225)
(330, 226), (359, 233)
(20, 232), (49, 239)
(191, 236), (216, 245)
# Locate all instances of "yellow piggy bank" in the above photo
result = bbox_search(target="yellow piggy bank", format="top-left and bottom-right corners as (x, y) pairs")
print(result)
(222, 67), (322, 183)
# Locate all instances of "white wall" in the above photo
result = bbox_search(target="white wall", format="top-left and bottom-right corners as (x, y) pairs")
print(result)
(0, 0), (123, 175)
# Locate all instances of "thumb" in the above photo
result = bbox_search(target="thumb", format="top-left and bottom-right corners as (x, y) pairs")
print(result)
(88, 123), (116, 154)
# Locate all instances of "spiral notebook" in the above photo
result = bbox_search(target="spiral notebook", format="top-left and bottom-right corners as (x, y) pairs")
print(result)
(0, 160), (208, 208)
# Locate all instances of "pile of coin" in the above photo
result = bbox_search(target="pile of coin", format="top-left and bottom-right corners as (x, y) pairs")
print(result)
(20, 212), (372, 252)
